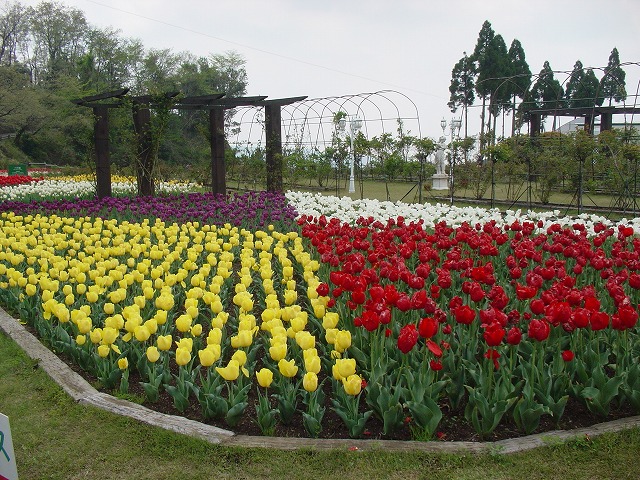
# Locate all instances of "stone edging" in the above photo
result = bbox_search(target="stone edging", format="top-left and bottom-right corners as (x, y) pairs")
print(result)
(2, 307), (639, 453)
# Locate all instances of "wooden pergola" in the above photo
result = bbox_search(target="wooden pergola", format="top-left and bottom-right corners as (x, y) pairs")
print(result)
(72, 90), (306, 198)
(529, 105), (640, 137)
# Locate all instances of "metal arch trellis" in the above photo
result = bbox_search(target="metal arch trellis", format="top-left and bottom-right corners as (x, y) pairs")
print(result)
(231, 91), (422, 151)
(228, 90), (423, 196)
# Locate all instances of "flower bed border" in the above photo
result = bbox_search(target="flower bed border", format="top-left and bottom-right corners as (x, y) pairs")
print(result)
(2, 306), (639, 454)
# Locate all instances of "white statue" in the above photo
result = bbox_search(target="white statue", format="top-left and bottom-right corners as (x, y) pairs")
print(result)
(434, 136), (446, 175)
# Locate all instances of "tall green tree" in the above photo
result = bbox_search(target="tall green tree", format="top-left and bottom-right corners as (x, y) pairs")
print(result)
(525, 61), (564, 130)
(599, 47), (627, 106)
(479, 34), (511, 144)
(575, 68), (602, 108)
(564, 60), (586, 108)
(507, 39), (531, 134)
(27, 1), (89, 84)
(0, 1), (29, 66)
(448, 51), (475, 138)
(77, 27), (143, 93)
(470, 20), (495, 149)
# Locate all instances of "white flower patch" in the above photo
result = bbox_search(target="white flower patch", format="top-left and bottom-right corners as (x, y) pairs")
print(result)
(286, 191), (635, 233)
(0, 179), (196, 202)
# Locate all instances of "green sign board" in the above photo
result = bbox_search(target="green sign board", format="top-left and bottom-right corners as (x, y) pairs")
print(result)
(7, 164), (27, 176)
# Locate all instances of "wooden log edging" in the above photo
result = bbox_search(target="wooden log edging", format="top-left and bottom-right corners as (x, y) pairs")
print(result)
(1, 307), (639, 453)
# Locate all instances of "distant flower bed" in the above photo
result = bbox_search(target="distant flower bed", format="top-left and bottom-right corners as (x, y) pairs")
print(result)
(0, 177), (196, 202)
(0, 174), (42, 188)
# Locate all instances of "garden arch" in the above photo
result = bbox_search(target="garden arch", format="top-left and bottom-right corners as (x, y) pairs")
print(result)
(73, 90), (306, 198)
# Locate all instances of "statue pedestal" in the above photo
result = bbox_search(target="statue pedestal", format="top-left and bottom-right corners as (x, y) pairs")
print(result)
(431, 174), (449, 190)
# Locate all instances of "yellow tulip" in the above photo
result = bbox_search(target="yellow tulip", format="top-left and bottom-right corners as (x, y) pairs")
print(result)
(198, 347), (216, 367)
(155, 294), (174, 311)
(176, 337), (193, 352)
(134, 325), (151, 342)
(304, 354), (321, 374)
(144, 319), (158, 335)
(290, 315), (307, 333)
(187, 322), (200, 336)
(334, 330), (352, 353)
(342, 374), (363, 396)
(75, 334), (86, 346)
(283, 289), (297, 305)
(77, 316), (92, 335)
(207, 327), (222, 345)
(103, 302), (115, 315)
(230, 330), (253, 348)
(175, 347), (191, 366)
(146, 346), (160, 363)
(216, 359), (240, 381)
(322, 312), (339, 329)
(294, 331), (315, 350)
(85, 290), (98, 303)
(256, 368), (273, 388)
(89, 328), (103, 344)
(325, 328), (338, 345)
(25, 283), (37, 296)
(175, 314), (192, 333)
(278, 358), (298, 378)
(157, 334), (173, 351)
(211, 299), (223, 314)
(153, 310), (167, 325)
(211, 312), (229, 329)
(313, 302), (325, 319)
(303, 371), (318, 392)
(186, 305), (198, 319)
(118, 357), (129, 370)
(269, 342), (287, 361)
(231, 350), (247, 366)
(97, 344), (110, 358)
(333, 358), (356, 380)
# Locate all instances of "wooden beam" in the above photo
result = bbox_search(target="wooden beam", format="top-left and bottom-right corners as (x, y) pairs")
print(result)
(132, 103), (155, 197)
(265, 104), (283, 192)
(72, 88), (129, 105)
(179, 93), (225, 104)
(255, 96), (307, 107)
(529, 113), (541, 139)
(93, 105), (111, 198)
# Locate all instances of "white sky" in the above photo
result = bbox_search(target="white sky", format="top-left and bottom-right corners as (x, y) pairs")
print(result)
(22, 0), (640, 139)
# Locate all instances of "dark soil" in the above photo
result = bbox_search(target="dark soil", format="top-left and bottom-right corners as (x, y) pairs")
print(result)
(59, 352), (636, 443)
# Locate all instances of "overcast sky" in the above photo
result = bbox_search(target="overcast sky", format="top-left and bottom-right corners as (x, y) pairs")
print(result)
(22, 0), (640, 139)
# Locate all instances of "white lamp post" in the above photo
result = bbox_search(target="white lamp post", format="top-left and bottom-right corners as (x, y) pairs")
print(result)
(441, 117), (462, 204)
(338, 116), (362, 194)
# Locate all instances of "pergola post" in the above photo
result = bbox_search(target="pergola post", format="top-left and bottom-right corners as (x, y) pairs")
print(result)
(600, 112), (613, 132)
(264, 104), (283, 192)
(210, 106), (226, 195)
(93, 105), (111, 199)
(529, 113), (542, 138)
(132, 101), (155, 197)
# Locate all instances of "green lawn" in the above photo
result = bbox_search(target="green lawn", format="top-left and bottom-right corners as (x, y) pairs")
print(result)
(1, 331), (639, 480)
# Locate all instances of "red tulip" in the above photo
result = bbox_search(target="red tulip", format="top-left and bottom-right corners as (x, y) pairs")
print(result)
(418, 317), (438, 338)
(397, 324), (419, 354)
(527, 318), (550, 341)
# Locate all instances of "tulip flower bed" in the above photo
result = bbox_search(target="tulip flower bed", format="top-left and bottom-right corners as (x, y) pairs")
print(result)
(0, 188), (639, 441)
(0, 174), (42, 188)
(0, 175), (196, 202)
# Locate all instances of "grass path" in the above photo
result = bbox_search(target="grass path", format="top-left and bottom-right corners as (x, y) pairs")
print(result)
(1, 332), (640, 479)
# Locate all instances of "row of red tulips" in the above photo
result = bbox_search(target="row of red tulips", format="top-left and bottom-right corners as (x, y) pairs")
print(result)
(299, 214), (640, 437)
